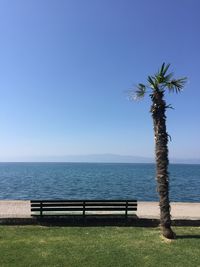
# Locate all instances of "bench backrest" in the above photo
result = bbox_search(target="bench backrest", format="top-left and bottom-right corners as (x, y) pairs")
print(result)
(31, 200), (137, 216)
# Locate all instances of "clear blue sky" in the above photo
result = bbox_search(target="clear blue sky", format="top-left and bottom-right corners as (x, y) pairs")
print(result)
(0, 0), (200, 161)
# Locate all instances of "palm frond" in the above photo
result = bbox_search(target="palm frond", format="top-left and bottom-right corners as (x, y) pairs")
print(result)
(162, 63), (170, 76)
(155, 64), (172, 84)
(160, 63), (165, 76)
(155, 71), (174, 85)
(134, 83), (147, 100)
(164, 72), (174, 82)
(166, 77), (187, 93)
(147, 76), (156, 88)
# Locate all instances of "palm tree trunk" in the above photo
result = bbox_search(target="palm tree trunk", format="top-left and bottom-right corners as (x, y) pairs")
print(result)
(151, 90), (175, 239)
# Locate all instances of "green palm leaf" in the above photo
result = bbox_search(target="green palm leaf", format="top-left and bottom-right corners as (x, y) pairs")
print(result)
(162, 63), (170, 76)
(147, 76), (155, 88)
(134, 83), (147, 99)
(166, 77), (187, 93)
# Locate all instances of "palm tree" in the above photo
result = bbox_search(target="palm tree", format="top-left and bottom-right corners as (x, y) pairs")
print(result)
(131, 63), (187, 239)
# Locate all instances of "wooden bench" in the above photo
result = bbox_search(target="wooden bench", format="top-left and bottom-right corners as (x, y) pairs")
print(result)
(31, 200), (137, 218)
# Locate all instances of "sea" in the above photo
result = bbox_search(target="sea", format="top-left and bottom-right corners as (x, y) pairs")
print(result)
(0, 162), (199, 202)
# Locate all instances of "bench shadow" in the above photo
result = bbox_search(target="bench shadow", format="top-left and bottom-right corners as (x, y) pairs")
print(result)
(33, 215), (161, 227)
(32, 216), (200, 228)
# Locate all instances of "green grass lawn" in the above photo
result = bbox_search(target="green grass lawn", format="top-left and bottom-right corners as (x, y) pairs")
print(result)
(0, 226), (199, 267)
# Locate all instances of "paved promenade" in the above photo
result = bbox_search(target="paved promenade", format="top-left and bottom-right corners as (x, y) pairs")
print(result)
(0, 201), (200, 220)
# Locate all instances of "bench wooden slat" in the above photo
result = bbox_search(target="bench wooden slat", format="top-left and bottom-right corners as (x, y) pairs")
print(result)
(31, 199), (137, 203)
(31, 203), (137, 208)
(31, 208), (137, 211)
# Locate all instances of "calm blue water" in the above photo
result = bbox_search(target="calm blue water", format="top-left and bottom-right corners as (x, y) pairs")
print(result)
(0, 163), (199, 202)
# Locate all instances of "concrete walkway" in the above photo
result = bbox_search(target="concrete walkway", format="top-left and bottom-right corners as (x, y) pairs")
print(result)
(0, 201), (200, 220)
(0, 201), (30, 218)
(137, 202), (200, 220)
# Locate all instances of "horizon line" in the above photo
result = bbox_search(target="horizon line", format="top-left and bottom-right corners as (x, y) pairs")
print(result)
(0, 161), (199, 165)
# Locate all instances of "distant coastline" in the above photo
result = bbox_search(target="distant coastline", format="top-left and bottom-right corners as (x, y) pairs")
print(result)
(0, 154), (199, 165)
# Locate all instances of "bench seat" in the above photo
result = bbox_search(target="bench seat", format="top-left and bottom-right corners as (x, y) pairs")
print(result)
(31, 200), (137, 217)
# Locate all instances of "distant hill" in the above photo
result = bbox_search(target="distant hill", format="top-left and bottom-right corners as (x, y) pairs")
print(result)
(52, 154), (154, 163)
(170, 158), (200, 164)
(2, 153), (199, 164)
